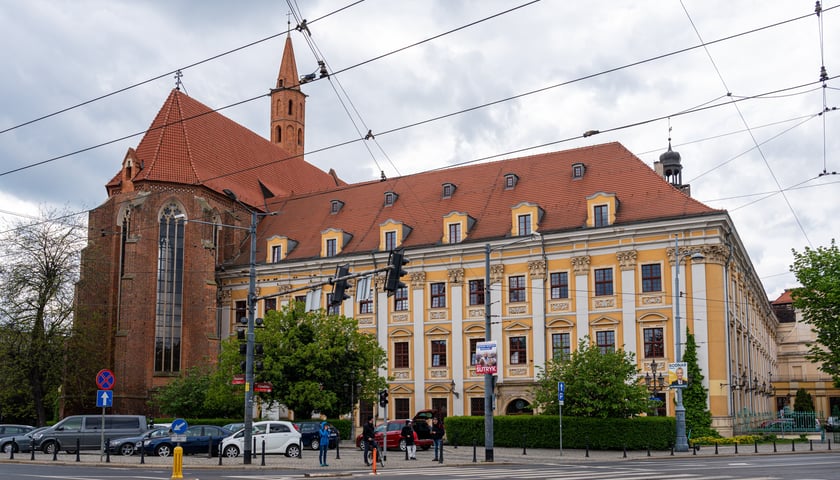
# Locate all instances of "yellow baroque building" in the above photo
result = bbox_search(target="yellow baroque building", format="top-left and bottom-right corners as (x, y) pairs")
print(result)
(215, 143), (777, 437)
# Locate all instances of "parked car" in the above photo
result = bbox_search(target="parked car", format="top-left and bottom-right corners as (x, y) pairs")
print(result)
(222, 422), (244, 433)
(108, 427), (170, 456)
(33, 415), (148, 455)
(759, 418), (795, 431)
(826, 417), (840, 432)
(294, 422), (339, 450)
(0, 425), (35, 436)
(354, 419), (433, 451)
(1, 426), (46, 454)
(220, 420), (301, 458)
(140, 425), (232, 457)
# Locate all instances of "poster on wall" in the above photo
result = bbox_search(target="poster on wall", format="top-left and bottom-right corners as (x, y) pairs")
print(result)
(475, 340), (498, 374)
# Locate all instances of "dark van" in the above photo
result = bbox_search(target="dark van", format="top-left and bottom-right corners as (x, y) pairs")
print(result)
(32, 415), (147, 454)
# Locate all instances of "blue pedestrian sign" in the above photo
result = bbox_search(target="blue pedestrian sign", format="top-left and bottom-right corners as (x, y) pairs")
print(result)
(171, 418), (188, 435)
(557, 381), (565, 404)
(96, 390), (113, 408)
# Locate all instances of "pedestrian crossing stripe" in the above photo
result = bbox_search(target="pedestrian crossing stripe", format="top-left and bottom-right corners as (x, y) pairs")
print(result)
(379, 466), (764, 480)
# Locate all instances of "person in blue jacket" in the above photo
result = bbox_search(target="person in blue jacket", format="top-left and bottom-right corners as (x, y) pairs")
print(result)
(318, 421), (331, 467)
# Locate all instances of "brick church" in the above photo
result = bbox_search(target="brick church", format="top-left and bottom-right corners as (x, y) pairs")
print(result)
(69, 34), (342, 416)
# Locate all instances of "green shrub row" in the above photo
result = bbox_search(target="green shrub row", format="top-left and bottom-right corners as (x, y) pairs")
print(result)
(443, 415), (676, 450)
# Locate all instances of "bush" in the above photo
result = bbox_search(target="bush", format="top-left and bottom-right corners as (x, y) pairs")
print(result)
(444, 415), (675, 450)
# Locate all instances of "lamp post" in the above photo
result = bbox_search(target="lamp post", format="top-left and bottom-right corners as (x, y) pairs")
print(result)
(645, 359), (667, 416)
(673, 235), (703, 453)
(482, 233), (540, 462)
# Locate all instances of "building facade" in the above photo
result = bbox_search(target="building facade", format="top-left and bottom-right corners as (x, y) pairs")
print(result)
(72, 35), (779, 435)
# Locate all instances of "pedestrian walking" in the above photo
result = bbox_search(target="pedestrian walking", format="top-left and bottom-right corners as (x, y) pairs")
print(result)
(401, 419), (417, 460)
(362, 417), (376, 466)
(318, 421), (331, 467)
(431, 417), (445, 462)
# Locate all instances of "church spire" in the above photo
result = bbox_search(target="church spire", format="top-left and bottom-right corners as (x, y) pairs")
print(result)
(270, 34), (306, 159)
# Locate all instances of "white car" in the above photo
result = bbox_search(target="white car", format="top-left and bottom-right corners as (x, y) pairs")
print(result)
(220, 420), (301, 458)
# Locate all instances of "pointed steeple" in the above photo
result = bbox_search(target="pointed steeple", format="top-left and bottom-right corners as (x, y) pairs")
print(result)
(270, 34), (306, 159)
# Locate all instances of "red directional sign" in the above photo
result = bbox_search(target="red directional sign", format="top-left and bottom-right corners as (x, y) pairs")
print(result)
(96, 369), (115, 390)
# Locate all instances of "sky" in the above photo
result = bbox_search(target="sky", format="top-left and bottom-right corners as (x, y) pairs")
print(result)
(0, 0), (838, 300)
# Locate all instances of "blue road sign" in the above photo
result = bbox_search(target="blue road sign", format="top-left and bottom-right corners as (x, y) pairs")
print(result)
(558, 381), (565, 403)
(96, 369), (115, 390)
(171, 418), (188, 434)
(96, 390), (113, 408)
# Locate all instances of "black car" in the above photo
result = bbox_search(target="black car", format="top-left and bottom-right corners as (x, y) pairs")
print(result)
(293, 422), (338, 450)
(107, 426), (170, 456)
(140, 425), (232, 457)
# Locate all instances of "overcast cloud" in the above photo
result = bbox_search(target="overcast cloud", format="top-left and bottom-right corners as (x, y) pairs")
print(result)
(1, 0), (838, 300)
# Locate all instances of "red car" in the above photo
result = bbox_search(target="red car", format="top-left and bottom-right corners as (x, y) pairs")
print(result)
(355, 419), (433, 451)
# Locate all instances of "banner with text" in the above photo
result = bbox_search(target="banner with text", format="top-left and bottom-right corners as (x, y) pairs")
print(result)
(475, 340), (498, 374)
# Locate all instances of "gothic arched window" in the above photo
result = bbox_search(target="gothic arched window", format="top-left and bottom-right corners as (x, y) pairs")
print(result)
(155, 203), (184, 373)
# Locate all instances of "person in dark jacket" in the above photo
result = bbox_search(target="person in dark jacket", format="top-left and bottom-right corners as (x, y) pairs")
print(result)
(400, 419), (417, 460)
(362, 417), (376, 466)
(431, 417), (444, 462)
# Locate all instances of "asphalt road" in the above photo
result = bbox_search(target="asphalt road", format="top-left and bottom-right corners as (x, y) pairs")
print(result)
(1, 450), (838, 480)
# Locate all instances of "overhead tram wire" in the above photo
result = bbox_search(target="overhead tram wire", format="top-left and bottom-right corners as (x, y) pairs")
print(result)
(2, 9), (837, 223)
(0, 0), (541, 178)
(0, 3), (828, 179)
(286, 0), (388, 177)
(2, 76), (837, 241)
(0, 0), (365, 136)
(680, 0), (813, 248)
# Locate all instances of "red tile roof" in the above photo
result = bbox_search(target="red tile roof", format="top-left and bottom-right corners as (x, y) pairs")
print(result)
(253, 142), (722, 262)
(772, 289), (793, 305)
(107, 89), (342, 208)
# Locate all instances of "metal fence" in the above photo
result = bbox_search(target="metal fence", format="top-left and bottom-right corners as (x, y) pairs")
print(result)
(734, 409), (823, 436)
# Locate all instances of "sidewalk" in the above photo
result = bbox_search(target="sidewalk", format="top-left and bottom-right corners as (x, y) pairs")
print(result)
(3, 438), (839, 472)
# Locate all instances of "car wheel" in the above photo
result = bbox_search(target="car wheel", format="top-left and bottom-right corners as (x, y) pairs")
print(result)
(42, 441), (57, 455)
(155, 444), (172, 457)
(421, 445), (431, 450)
(118, 443), (135, 456)
(286, 443), (301, 458)
(310, 438), (320, 450)
(1, 442), (15, 454)
(399, 439), (407, 451)
(223, 444), (240, 458)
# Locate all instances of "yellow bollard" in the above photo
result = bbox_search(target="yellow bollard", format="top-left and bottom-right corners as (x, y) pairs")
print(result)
(170, 445), (183, 480)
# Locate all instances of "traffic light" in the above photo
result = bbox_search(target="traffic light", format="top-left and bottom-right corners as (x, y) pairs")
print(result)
(378, 389), (389, 408)
(330, 264), (351, 307)
(384, 248), (409, 296)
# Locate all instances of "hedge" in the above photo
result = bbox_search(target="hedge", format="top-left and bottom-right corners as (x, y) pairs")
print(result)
(443, 415), (675, 450)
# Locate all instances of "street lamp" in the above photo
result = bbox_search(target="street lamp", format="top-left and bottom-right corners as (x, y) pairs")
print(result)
(673, 234), (703, 452)
(645, 359), (667, 416)
(483, 233), (540, 462)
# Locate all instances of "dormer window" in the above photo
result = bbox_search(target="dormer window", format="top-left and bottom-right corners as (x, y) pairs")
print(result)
(330, 200), (344, 214)
(384, 191), (398, 206)
(572, 163), (586, 179)
(504, 173), (519, 190)
(442, 183), (456, 199)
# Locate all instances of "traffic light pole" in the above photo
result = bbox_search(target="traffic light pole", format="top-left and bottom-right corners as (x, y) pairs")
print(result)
(243, 209), (257, 464)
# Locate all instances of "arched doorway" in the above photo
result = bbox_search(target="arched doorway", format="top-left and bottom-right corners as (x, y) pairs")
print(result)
(505, 398), (533, 415)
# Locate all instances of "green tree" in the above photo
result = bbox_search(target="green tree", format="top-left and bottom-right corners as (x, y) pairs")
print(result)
(682, 332), (716, 437)
(794, 388), (814, 412)
(0, 209), (84, 425)
(533, 336), (649, 418)
(149, 365), (241, 418)
(790, 240), (840, 385)
(218, 303), (387, 419)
